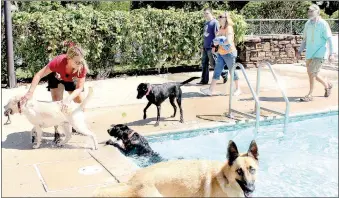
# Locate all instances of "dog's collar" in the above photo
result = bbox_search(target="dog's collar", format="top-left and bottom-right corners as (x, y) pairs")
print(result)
(145, 85), (152, 96)
(17, 102), (22, 114)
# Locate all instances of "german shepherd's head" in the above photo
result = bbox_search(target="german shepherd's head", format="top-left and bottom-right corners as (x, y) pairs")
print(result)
(224, 140), (259, 198)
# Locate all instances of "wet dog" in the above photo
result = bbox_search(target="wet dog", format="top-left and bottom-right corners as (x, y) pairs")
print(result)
(136, 77), (199, 126)
(94, 140), (259, 197)
(106, 124), (163, 163)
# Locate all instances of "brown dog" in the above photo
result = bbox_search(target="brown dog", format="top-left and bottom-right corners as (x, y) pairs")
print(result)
(94, 140), (259, 197)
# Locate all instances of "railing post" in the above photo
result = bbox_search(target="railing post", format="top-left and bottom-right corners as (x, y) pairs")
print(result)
(263, 62), (290, 134)
(290, 20), (293, 34)
(228, 64), (235, 118)
(255, 63), (261, 113)
(259, 20), (262, 35)
(4, 1), (16, 88)
(237, 63), (260, 133)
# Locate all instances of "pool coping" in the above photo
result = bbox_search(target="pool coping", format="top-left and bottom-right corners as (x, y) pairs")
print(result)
(143, 105), (339, 137)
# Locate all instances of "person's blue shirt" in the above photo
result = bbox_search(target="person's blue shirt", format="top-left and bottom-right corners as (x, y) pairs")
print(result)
(203, 18), (219, 49)
(303, 18), (332, 59)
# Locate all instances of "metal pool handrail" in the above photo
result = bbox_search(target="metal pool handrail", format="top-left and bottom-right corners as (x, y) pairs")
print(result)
(256, 61), (290, 134)
(228, 62), (261, 133)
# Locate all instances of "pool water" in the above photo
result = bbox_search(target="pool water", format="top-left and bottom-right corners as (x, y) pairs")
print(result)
(131, 112), (338, 197)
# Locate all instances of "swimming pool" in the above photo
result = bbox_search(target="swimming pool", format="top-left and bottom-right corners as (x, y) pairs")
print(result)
(131, 111), (338, 197)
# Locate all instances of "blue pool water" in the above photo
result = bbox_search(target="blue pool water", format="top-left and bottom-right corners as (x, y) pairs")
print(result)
(131, 112), (338, 197)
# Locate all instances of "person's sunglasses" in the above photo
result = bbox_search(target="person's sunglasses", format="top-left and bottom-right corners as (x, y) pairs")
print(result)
(218, 16), (227, 19)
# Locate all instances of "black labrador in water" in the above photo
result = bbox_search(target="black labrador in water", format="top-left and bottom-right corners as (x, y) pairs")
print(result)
(136, 77), (199, 126)
(106, 124), (163, 163)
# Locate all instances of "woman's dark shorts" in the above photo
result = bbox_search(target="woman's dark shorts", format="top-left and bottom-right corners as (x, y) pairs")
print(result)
(46, 72), (76, 92)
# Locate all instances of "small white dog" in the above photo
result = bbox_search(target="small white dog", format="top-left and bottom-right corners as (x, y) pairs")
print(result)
(3, 87), (98, 150)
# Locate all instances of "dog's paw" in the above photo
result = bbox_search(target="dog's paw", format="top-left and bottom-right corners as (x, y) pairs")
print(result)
(105, 139), (114, 145)
(143, 114), (147, 120)
(54, 137), (62, 144)
(56, 141), (65, 147)
(32, 143), (41, 149)
(180, 119), (184, 123)
(170, 114), (176, 118)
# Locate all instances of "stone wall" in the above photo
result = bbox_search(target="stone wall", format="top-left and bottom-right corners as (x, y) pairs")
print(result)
(239, 35), (305, 68)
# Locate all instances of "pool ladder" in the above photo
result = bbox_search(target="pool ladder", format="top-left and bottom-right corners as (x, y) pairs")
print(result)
(227, 61), (290, 134)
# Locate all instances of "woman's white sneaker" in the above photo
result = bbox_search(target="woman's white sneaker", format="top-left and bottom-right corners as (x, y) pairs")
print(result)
(233, 88), (242, 96)
(200, 88), (213, 96)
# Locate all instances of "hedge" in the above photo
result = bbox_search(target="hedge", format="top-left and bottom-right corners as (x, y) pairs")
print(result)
(241, 1), (329, 19)
(1, 5), (247, 80)
(332, 10), (339, 19)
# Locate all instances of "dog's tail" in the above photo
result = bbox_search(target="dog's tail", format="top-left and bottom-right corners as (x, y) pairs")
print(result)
(93, 183), (138, 197)
(179, 77), (200, 86)
(79, 86), (94, 110)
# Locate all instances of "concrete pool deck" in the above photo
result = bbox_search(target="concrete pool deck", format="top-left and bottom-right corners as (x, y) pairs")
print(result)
(1, 63), (338, 197)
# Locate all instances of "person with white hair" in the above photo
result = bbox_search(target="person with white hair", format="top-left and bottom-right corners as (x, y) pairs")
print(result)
(296, 4), (334, 102)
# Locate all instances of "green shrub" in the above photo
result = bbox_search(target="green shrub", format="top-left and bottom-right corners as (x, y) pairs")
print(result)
(241, 1), (329, 19)
(131, 2), (229, 12)
(93, 2), (130, 11)
(17, 1), (63, 12)
(331, 10), (339, 19)
(1, 6), (247, 80)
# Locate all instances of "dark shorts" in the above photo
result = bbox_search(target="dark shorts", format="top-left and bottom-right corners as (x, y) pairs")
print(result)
(46, 72), (76, 92)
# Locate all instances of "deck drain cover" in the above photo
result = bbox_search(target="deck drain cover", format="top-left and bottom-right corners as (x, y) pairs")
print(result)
(78, 165), (103, 175)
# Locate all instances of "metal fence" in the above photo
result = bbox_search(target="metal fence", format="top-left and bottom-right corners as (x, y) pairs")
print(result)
(245, 19), (339, 35)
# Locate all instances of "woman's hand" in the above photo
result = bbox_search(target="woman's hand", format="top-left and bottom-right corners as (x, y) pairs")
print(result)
(61, 98), (71, 113)
(20, 91), (33, 106)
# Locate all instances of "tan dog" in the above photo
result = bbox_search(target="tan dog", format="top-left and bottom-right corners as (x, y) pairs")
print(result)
(3, 87), (98, 150)
(94, 140), (259, 197)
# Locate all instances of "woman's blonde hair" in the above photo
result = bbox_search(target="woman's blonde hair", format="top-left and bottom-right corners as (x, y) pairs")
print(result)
(220, 11), (234, 28)
(66, 44), (90, 75)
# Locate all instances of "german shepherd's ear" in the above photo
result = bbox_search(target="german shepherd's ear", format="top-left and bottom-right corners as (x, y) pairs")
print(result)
(227, 140), (239, 165)
(247, 140), (259, 160)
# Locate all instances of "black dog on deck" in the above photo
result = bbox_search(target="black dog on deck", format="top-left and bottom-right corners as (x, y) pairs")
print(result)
(136, 77), (199, 126)
(105, 124), (163, 163)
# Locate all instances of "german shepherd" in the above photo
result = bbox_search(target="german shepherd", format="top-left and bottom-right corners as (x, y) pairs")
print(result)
(94, 140), (259, 197)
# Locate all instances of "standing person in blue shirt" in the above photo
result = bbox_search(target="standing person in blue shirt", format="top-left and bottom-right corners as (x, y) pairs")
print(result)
(197, 8), (220, 85)
(296, 4), (334, 102)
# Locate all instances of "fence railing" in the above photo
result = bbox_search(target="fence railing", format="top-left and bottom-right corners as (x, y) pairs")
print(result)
(245, 19), (339, 35)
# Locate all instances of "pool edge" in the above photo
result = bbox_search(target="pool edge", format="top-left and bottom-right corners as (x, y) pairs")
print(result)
(144, 105), (339, 137)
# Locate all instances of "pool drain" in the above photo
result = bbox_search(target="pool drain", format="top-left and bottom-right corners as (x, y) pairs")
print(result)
(78, 165), (103, 175)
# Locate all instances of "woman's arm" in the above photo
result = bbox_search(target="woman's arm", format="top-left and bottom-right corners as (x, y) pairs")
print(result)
(216, 30), (222, 37)
(226, 26), (235, 43)
(27, 66), (53, 95)
(66, 77), (85, 101)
